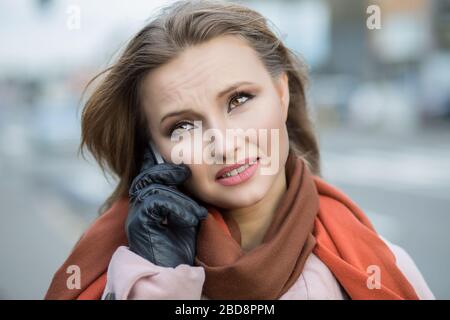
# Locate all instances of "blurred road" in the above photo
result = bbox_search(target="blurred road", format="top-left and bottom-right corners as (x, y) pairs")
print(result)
(319, 126), (450, 299)
(0, 126), (449, 299)
(0, 144), (112, 299)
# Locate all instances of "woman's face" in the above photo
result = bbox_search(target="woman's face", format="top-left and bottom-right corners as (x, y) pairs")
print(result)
(140, 35), (290, 209)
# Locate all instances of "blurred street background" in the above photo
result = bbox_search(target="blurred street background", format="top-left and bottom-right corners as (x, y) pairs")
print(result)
(1, 0), (449, 299)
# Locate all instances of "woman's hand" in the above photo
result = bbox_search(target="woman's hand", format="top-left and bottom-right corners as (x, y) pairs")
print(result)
(125, 145), (208, 268)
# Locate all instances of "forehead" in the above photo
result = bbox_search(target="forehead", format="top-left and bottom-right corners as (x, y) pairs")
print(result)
(141, 35), (267, 107)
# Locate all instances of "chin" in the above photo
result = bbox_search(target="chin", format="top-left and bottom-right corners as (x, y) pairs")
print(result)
(208, 179), (270, 209)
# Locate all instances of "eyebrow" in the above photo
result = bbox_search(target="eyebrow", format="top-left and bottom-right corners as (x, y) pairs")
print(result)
(160, 81), (255, 124)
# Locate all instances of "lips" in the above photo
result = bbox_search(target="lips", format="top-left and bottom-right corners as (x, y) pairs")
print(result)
(215, 157), (259, 180)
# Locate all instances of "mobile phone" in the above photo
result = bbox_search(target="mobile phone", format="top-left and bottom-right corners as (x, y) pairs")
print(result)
(149, 140), (165, 164)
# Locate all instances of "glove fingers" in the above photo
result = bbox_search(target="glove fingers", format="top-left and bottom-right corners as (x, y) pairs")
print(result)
(142, 193), (204, 228)
(146, 163), (191, 185)
(129, 163), (191, 198)
(142, 184), (209, 221)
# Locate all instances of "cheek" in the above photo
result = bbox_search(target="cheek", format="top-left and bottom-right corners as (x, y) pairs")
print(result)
(180, 163), (209, 197)
(243, 96), (288, 158)
(241, 95), (284, 128)
(159, 133), (199, 165)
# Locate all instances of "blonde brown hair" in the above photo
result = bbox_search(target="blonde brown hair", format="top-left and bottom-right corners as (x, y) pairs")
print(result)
(79, 0), (321, 214)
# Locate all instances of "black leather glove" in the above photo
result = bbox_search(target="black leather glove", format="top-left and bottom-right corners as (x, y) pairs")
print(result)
(125, 144), (208, 268)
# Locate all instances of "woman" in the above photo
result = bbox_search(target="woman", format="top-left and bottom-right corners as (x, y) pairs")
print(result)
(45, 0), (434, 300)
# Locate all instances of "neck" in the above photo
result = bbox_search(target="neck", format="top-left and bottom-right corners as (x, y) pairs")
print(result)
(223, 167), (287, 252)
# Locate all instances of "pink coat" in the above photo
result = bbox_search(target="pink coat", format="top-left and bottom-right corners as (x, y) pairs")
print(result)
(101, 236), (435, 300)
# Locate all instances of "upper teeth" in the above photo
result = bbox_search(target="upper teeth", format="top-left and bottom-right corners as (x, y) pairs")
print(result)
(220, 159), (257, 178)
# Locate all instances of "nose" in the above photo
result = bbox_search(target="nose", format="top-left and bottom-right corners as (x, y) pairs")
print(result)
(202, 113), (252, 165)
(206, 122), (250, 165)
(211, 132), (238, 164)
